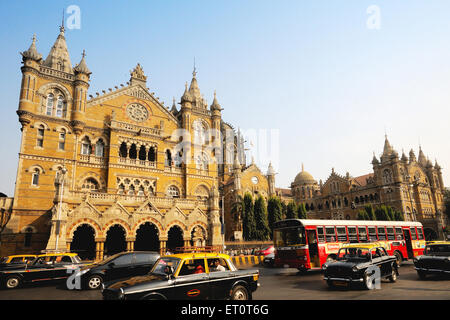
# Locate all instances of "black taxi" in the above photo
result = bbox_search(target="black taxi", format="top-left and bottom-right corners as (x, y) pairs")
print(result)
(414, 241), (450, 279)
(0, 253), (87, 289)
(322, 243), (399, 289)
(102, 252), (259, 300)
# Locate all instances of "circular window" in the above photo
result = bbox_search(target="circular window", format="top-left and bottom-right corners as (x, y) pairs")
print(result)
(126, 103), (149, 122)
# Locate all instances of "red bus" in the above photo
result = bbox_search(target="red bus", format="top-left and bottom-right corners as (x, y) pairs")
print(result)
(273, 219), (426, 271)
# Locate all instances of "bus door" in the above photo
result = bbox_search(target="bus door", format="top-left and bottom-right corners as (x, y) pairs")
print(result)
(403, 228), (414, 259)
(306, 229), (320, 268)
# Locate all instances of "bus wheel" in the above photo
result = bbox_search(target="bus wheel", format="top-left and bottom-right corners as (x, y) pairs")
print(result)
(394, 251), (402, 267)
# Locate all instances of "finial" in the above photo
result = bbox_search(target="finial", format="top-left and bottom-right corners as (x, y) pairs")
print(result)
(82, 49), (86, 59)
(302, 163), (304, 172)
(193, 57), (197, 78)
(60, 8), (65, 33)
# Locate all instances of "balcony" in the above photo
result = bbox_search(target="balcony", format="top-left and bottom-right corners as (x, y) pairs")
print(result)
(118, 157), (156, 168)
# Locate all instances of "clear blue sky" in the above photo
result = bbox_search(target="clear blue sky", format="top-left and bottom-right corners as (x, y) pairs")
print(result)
(1, 0), (450, 196)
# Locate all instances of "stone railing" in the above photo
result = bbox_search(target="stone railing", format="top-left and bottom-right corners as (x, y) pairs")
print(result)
(79, 155), (107, 165)
(67, 191), (208, 209)
(118, 157), (156, 168)
(39, 66), (75, 81)
(111, 120), (161, 136)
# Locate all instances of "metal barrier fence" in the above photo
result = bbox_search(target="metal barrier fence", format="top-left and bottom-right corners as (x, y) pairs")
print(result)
(231, 255), (264, 267)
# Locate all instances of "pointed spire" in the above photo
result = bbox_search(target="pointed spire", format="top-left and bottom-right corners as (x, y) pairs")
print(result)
(434, 159), (441, 170)
(43, 22), (73, 73)
(418, 145), (426, 166)
(170, 97), (178, 113)
(401, 149), (408, 162)
(372, 152), (379, 165)
(382, 134), (393, 156)
(181, 81), (193, 103)
(409, 149), (416, 163)
(210, 90), (222, 111)
(21, 34), (42, 62)
(267, 162), (275, 176)
(233, 153), (241, 171)
(73, 49), (91, 75)
(129, 63), (147, 86)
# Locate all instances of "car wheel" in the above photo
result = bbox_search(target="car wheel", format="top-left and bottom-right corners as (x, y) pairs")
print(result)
(5, 276), (21, 289)
(363, 272), (376, 290)
(231, 285), (249, 300)
(417, 271), (427, 280)
(87, 275), (103, 290)
(388, 269), (397, 283)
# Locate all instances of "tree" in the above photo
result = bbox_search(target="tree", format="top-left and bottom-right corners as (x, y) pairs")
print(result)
(242, 193), (256, 241)
(357, 210), (370, 220)
(253, 196), (271, 241)
(267, 197), (283, 238)
(297, 203), (307, 219)
(444, 189), (450, 222)
(375, 205), (391, 221)
(286, 201), (298, 219)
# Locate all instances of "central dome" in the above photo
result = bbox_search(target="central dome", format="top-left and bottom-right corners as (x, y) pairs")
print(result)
(293, 164), (316, 185)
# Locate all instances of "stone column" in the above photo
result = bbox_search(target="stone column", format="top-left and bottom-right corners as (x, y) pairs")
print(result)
(159, 236), (167, 255)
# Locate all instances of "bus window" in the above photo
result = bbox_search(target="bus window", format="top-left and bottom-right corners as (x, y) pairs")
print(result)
(273, 227), (306, 246)
(357, 227), (368, 242)
(410, 227), (417, 240)
(417, 227), (424, 240)
(368, 227), (378, 241)
(348, 227), (358, 242)
(387, 227), (395, 240)
(325, 227), (336, 242)
(377, 227), (387, 240)
(317, 227), (325, 243)
(395, 227), (404, 240)
(336, 227), (348, 242)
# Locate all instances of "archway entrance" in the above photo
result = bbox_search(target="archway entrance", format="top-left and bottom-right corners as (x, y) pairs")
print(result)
(167, 225), (184, 251)
(135, 222), (160, 252)
(70, 224), (96, 260)
(105, 225), (126, 256)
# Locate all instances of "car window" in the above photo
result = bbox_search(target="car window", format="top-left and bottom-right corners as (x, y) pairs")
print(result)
(113, 254), (133, 266)
(207, 258), (230, 272)
(10, 257), (24, 264)
(59, 256), (73, 264)
(36, 256), (56, 265)
(151, 257), (181, 275)
(135, 253), (159, 264)
(178, 259), (205, 276)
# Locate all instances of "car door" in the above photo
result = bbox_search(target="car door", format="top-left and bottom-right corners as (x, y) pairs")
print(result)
(52, 255), (77, 280)
(174, 258), (210, 300)
(207, 258), (234, 299)
(370, 248), (385, 277)
(104, 253), (134, 282)
(25, 256), (57, 283)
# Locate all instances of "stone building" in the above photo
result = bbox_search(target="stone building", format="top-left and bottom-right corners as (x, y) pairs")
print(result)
(1, 25), (247, 259)
(284, 136), (447, 240)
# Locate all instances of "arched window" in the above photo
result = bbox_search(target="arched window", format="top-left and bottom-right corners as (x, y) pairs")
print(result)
(118, 184), (125, 195)
(82, 178), (99, 191)
(119, 142), (128, 158)
(58, 128), (66, 150)
(167, 185), (180, 198)
(24, 227), (33, 248)
(129, 144), (137, 159)
(382, 169), (393, 184)
(36, 124), (45, 147)
(138, 185), (145, 196)
(138, 145), (146, 161)
(31, 169), (40, 186)
(95, 139), (105, 157)
(193, 120), (207, 145)
(81, 137), (92, 155)
(165, 150), (172, 166)
(55, 95), (65, 117)
(148, 147), (156, 162)
(46, 94), (54, 116)
(128, 185), (135, 195)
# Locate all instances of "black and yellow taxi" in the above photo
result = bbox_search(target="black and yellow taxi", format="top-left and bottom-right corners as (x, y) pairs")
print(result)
(414, 241), (450, 279)
(323, 243), (399, 289)
(102, 252), (260, 300)
(0, 253), (87, 289)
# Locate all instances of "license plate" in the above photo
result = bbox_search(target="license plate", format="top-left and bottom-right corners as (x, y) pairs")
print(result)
(333, 281), (348, 287)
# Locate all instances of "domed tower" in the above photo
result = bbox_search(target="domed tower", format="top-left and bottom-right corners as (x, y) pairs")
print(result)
(291, 164), (318, 203)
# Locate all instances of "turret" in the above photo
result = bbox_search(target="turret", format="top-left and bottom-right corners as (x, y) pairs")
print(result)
(71, 50), (91, 135)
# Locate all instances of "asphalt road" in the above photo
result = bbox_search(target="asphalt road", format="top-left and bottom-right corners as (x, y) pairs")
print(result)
(0, 261), (448, 300)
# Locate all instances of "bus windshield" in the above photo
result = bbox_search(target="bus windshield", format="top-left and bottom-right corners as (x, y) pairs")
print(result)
(274, 227), (306, 247)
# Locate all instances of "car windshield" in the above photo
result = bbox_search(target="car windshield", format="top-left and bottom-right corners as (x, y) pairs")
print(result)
(72, 255), (81, 264)
(0, 257), (6, 264)
(337, 248), (371, 262)
(425, 244), (450, 255)
(150, 257), (181, 275)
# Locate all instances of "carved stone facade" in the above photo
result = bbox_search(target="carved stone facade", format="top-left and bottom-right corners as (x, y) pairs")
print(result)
(1, 25), (244, 258)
